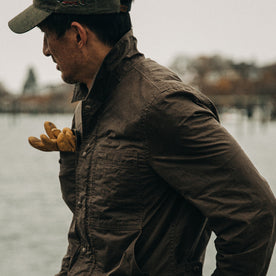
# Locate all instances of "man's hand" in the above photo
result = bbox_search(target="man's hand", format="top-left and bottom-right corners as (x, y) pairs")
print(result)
(28, 121), (76, 152)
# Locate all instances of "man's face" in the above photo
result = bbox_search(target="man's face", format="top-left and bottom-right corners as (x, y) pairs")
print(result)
(40, 26), (82, 84)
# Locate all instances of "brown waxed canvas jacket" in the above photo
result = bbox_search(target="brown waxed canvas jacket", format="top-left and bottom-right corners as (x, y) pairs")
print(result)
(56, 30), (276, 276)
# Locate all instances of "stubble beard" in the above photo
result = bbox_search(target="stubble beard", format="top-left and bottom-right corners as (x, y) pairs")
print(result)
(61, 71), (79, 85)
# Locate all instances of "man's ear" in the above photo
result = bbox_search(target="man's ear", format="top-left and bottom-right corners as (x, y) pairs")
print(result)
(70, 21), (88, 48)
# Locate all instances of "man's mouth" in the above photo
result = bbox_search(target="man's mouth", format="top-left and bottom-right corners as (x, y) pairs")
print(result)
(52, 58), (59, 70)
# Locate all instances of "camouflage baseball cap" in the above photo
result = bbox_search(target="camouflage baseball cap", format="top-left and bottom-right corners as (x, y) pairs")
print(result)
(9, 0), (131, 34)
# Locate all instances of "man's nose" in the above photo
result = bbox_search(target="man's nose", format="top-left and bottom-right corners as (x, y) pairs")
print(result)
(43, 35), (51, 57)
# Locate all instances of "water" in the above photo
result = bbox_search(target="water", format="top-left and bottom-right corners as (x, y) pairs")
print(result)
(0, 112), (275, 276)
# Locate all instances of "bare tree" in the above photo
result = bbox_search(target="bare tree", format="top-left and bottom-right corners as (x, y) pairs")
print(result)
(22, 66), (38, 95)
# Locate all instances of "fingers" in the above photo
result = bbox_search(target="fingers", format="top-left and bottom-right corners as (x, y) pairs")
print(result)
(62, 128), (72, 134)
(44, 121), (58, 139)
(57, 132), (75, 152)
(57, 128), (76, 152)
(40, 134), (59, 151)
(28, 136), (52, 152)
(28, 122), (75, 152)
(63, 128), (76, 150)
(51, 128), (61, 138)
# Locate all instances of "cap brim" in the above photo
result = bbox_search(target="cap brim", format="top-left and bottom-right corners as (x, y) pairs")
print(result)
(8, 5), (52, 34)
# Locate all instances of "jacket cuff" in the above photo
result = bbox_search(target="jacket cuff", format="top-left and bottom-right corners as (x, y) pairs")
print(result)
(59, 151), (76, 165)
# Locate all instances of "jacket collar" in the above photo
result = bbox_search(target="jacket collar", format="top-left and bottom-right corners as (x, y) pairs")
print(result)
(71, 29), (142, 103)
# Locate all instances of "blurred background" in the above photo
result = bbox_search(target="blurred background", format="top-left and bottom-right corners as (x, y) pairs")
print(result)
(1, 0), (276, 275)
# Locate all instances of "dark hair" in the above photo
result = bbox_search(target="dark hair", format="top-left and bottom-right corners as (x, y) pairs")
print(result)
(39, 1), (133, 46)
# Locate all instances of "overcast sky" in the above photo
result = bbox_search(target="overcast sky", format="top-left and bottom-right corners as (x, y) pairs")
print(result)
(1, 0), (276, 93)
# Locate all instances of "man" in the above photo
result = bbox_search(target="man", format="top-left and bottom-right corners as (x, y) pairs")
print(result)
(9, 1), (276, 275)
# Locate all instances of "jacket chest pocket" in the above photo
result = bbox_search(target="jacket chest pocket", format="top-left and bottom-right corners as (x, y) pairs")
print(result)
(87, 150), (143, 230)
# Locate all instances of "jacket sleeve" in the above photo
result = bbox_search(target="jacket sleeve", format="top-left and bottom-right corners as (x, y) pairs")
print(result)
(55, 216), (80, 276)
(56, 151), (80, 276)
(146, 90), (276, 275)
(59, 151), (77, 213)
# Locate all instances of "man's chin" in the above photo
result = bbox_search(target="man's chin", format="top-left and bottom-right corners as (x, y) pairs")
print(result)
(61, 74), (78, 85)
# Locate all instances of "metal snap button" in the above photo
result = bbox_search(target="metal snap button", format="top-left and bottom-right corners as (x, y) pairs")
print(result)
(84, 105), (91, 112)
(193, 264), (201, 273)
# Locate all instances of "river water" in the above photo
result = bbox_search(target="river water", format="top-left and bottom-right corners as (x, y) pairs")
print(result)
(0, 112), (275, 275)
